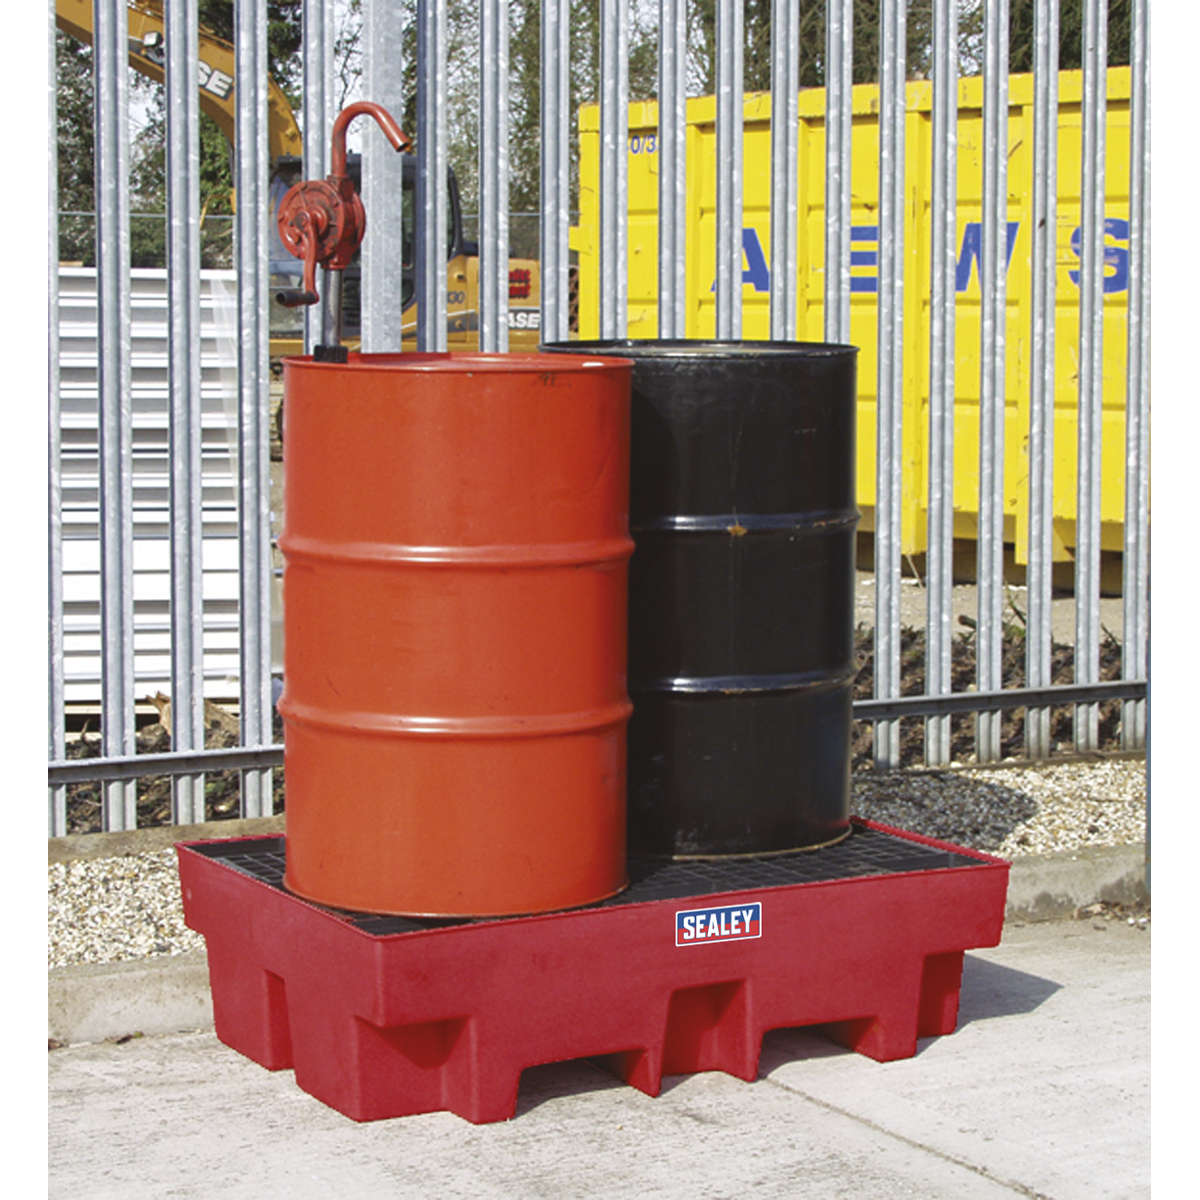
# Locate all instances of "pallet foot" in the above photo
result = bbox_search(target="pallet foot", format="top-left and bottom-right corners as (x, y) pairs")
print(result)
(918, 950), (967, 1038)
(205, 951), (294, 1072)
(594, 1047), (663, 1097)
(662, 980), (759, 1082)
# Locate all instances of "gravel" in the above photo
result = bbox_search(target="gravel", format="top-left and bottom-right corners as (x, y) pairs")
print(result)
(851, 758), (1148, 858)
(48, 757), (1146, 971)
(48, 850), (207, 971)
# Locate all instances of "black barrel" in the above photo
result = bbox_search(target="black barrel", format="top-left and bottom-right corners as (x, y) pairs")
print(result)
(541, 339), (859, 858)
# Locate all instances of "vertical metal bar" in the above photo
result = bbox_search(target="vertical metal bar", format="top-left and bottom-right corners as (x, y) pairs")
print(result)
(1026, 0), (1059, 758)
(416, 0), (448, 352)
(873, 0), (906, 769)
(303, 0), (333, 352)
(363, 0), (408, 353)
(823, 0), (852, 344)
(49, 5), (66, 835)
(714, 0), (743, 340)
(478, 0), (510, 352)
(599, 0), (628, 340)
(1075, 0), (1107, 751)
(94, 0), (137, 829)
(236, 0), (274, 816)
(769, 0), (799, 342)
(657, 0), (688, 339)
(925, 0), (958, 767)
(976, 0), (1009, 762)
(1122, 0), (1150, 750)
(166, 0), (206, 822)
(541, 0), (571, 342)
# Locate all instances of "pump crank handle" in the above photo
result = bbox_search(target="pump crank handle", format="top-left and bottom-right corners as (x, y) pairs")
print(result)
(276, 288), (321, 308)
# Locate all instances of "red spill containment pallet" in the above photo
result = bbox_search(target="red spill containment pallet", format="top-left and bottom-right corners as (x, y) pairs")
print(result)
(177, 820), (1008, 1125)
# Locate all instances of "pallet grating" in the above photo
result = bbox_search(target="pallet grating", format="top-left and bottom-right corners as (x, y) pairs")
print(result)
(188, 824), (985, 934)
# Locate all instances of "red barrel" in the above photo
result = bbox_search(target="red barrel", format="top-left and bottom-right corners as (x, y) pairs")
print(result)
(278, 352), (634, 917)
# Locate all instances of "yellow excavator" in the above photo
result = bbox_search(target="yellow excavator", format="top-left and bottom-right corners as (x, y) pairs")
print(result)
(54, 0), (543, 354)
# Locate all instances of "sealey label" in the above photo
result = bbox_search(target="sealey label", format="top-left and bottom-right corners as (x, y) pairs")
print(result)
(675, 902), (762, 947)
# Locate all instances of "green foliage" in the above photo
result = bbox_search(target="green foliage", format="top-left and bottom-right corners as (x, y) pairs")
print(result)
(688, 1), (1131, 90)
(1009, 0), (1132, 74)
(690, 0), (863, 93)
(198, 115), (234, 218)
(509, 1), (542, 222)
(55, 32), (94, 264)
(506, 0), (659, 222)
(194, 0), (304, 92)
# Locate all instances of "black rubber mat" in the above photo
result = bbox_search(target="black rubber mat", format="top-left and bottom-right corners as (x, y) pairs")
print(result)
(186, 824), (990, 938)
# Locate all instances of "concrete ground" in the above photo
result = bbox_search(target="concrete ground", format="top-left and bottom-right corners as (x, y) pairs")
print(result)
(49, 915), (1148, 1200)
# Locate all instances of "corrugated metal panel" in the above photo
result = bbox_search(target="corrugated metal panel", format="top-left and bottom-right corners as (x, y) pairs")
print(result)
(56, 267), (246, 703)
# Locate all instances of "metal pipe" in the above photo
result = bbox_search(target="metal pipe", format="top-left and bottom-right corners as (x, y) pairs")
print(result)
(823, 0), (852, 344)
(94, 0), (137, 828)
(873, 0), (906, 769)
(855, 678), (1147, 723)
(1122, 0), (1150, 750)
(50, 746), (287, 787)
(714, 0), (743, 340)
(479, 0), (510, 352)
(166, 0), (206, 822)
(236, 0), (275, 817)
(925, 0), (958, 767)
(48, 3), (66, 835)
(599, 0), (628, 340)
(301, 0), (333, 352)
(658, 0), (688, 339)
(363, 0), (408, 352)
(1075, 0), (1107, 751)
(46, 674), (1153, 789)
(541, 0), (571, 343)
(1026, 0), (1059, 759)
(321, 265), (344, 347)
(976, 0), (1009, 763)
(769, 0), (799, 342)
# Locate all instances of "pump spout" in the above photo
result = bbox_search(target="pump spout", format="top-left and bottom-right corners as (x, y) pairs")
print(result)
(330, 101), (410, 179)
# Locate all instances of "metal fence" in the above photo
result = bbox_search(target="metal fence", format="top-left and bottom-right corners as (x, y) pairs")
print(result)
(48, 0), (1150, 835)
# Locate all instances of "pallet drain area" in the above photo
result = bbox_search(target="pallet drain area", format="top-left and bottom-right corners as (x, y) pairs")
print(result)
(177, 821), (1009, 1124)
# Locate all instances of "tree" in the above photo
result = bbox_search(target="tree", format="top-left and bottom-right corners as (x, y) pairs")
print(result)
(54, 1), (305, 268)
(55, 31), (95, 265)
(686, 1), (1132, 89)
(1009, 0), (1131, 74)
(192, 0), (304, 92)
(504, 0), (658, 252)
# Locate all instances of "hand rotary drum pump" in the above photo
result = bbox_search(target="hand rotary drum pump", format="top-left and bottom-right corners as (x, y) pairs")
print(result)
(275, 101), (411, 361)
